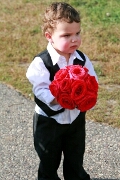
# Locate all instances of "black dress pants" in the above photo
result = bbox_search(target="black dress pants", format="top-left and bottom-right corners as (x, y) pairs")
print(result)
(33, 112), (90, 180)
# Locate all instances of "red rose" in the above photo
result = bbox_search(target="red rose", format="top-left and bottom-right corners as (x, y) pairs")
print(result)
(57, 92), (75, 109)
(49, 65), (98, 111)
(54, 68), (69, 80)
(71, 79), (86, 100)
(85, 74), (98, 93)
(59, 78), (72, 93)
(49, 80), (59, 97)
(76, 92), (97, 112)
(68, 65), (88, 80)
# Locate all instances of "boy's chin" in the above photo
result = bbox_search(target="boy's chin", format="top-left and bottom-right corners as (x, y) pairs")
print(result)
(68, 50), (76, 54)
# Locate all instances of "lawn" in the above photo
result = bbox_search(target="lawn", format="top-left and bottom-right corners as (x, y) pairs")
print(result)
(0, 0), (120, 127)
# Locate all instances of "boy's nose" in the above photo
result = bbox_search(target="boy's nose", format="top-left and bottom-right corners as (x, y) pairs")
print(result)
(71, 36), (77, 42)
(72, 39), (75, 42)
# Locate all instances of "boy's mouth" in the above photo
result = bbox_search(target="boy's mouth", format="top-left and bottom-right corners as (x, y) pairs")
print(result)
(70, 45), (78, 49)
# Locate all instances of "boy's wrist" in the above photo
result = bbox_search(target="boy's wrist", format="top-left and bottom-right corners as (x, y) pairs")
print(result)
(50, 98), (58, 105)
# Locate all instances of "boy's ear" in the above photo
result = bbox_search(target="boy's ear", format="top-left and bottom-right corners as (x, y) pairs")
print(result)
(45, 32), (52, 43)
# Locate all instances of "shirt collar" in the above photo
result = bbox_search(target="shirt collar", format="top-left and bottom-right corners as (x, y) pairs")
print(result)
(73, 51), (84, 61)
(47, 42), (83, 65)
(47, 43), (61, 65)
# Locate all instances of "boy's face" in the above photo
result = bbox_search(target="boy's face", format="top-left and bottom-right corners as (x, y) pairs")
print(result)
(45, 21), (81, 59)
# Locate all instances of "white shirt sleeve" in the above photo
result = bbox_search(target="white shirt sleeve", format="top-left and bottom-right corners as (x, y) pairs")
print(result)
(84, 54), (98, 82)
(26, 57), (55, 104)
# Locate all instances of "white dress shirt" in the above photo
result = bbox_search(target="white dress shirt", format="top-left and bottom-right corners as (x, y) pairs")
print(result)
(26, 42), (98, 124)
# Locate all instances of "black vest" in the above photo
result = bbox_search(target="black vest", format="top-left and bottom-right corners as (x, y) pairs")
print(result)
(34, 50), (86, 117)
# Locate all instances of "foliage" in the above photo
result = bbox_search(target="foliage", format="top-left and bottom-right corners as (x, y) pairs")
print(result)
(0, 0), (120, 127)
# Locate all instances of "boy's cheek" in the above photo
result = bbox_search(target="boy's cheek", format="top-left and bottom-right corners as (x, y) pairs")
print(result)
(61, 41), (70, 49)
(57, 42), (68, 51)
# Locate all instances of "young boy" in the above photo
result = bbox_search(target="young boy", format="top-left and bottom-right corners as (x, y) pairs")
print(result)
(26, 2), (98, 180)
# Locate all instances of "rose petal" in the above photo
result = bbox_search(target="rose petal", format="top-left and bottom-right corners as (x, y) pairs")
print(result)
(54, 68), (69, 80)
(71, 80), (86, 100)
(76, 92), (97, 112)
(57, 93), (75, 109)
(86, 74), (98, 93)
(68, 65), (88, 79)
(49, 80), (59, 97)
(59, 78), (72, 93)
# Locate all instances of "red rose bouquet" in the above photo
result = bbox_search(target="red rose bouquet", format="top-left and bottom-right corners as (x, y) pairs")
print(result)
(49, 65), (98, 111)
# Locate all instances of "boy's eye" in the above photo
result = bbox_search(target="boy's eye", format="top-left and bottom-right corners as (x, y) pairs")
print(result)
(64, 34), (70, 37)
(76, 32), (80, 35)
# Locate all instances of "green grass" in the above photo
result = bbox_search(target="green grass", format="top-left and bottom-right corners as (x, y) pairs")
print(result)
(0, 0), (120, 127)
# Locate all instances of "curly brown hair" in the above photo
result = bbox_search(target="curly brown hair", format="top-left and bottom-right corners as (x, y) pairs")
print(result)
(42, 2), (80, 34)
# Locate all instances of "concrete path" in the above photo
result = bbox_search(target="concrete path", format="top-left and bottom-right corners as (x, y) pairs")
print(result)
(0, 83), (120, 180)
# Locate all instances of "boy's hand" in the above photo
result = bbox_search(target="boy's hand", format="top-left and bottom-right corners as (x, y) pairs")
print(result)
(50, 98), (58, 105)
